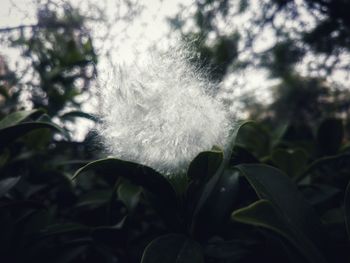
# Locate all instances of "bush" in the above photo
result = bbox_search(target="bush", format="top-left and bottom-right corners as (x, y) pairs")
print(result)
(1, 110), (350, 263)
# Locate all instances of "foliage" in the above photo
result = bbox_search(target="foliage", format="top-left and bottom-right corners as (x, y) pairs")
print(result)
(0, 1), (97, 118)
(1, 111), (350, 262)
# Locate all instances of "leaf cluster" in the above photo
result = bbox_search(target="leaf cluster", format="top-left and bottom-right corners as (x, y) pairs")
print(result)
(2, 111), (350, 262)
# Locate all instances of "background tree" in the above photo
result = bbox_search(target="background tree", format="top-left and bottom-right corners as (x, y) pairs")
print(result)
(0, 2), (97, 118)
(170, 0), (350, 126)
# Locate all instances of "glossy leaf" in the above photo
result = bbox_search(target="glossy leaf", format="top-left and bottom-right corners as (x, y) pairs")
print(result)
(300, 184), (340, 210)
(187, 149), (223, 181)
(76, 190), (112, 208)
(235, 121), (270, 158)
(141, 234), (203, 263)
(73, 158), (179, 228)
(0, 121), (69, 146)
(193, 168), (240, 237)
(271, 148), (308, 178)
(232, 199), (327, 263)
(230, 145), (259, 166)
(60, 110), (99, 122)
(186, 149), (223, 221)
(0, 109), (44, 129)
(236, 164), (327, 251)
(117, 181), (142, 211)
(296, 152), (350, 185)
(40, 223), (90, 237)
(190, 121), (249, 232)
(73, 158), (176, 200)
(0, 176), (20, 198)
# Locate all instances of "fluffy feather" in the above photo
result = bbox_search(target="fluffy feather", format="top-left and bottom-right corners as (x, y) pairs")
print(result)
(97, 47), (231, 176)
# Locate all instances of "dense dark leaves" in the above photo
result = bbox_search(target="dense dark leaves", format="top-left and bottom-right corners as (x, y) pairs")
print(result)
(141, 234), (203, 263)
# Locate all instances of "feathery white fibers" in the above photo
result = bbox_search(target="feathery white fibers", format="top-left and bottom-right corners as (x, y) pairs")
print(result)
(97, 46), (231, 176)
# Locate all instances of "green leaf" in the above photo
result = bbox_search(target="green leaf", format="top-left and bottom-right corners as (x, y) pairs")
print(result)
(187, 149), (223, 181)
(235, 121), (270, 158)
(0, 109), (44, 129)
(232, 199), (328, 263)
(190, 121), (249, 232)
(141, 234), (203, 263)
(21, 209), (53, 237)
(186, 149), (224, 222)
(60, 110), (99, 122)
(317, 118), (343, 155)
(52, 245), (87, 263)
(230, 145), (259, 166)
(73, 158), (176, 200)
(76, 190), (112, 208)
(296, 152), (350, 184)
(73, 158), (179, 227)
(300, 184), (340, 210)
(193, 168), (240, 237)
(236, 164), (327, 251)
(117, 181), (142, 211)
(91, 224), (125, 245)
(345, 181), (350, 240)
(0, 121), (69, 147)
(279, 123), (315, 154)
(0, 150), (10, 168)
(272, 122), (290, 146)
(271, 148), (308, 178)
(40, 223), (90, 237)
(204, 239), (252, 262)
(0, 176), (20, 197)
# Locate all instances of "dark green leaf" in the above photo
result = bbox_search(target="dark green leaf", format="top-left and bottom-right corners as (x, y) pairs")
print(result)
(0, 176), (20, 197)
(53, 245), (87, 263)
(40, 223), (90, 237)
(73, 158), (176, 202)
(186, 149), (223, 224)
(190, 121), (249, 232)
(0, 121), (69, 147)
(232, 199), (328, 263)
(187, 149), (223, 181)
(230, 145), (259, 166)
(76, 190), (112, 208)
(235, 121), (270, 158)
(296, 152), (350, 185)
(317, 118), (343, 155)
(204, 239), (253, 261)
(73, 158), (179, 228)
(271, 148), (308, 178)
(236, 164), (327, 251)
(193, 168), (240, 237)
(300, 184), (340, 210)
(91, 226), (124, 245)
(141, 234), (203, 263)
(60, 110), (99, 122)
(117, 181), (142, 211)
(0, 109), (44, 129)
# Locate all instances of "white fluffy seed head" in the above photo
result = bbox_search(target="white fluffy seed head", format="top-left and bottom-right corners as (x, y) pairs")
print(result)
(97, 46), (232, 176)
